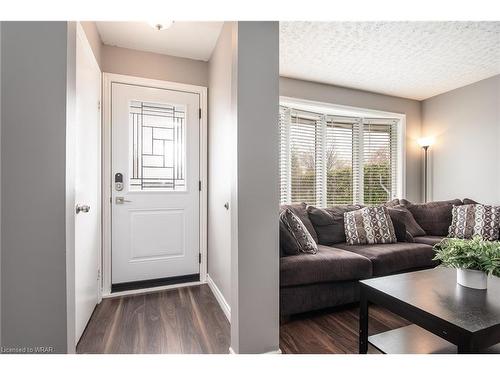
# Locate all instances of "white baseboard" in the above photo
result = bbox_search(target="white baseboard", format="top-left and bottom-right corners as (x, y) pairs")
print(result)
(207, 274), (231, 322)
(229, 347), (282, 354)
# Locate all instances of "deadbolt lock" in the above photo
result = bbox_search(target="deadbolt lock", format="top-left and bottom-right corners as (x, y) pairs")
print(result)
(115, 172), (124, 191)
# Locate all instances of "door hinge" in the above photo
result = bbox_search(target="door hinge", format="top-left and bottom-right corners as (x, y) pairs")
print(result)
(199, 180), (202, 191)
(199, 253), (202, 264)
(199, 108), (202, 119)
(97, 269), (101, 281)
(98, 100), (101, 111)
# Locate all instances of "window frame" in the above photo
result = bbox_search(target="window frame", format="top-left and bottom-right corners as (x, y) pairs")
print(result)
(280, 97), (406, 205)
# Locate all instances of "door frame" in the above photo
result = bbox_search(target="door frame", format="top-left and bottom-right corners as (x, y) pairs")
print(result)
(101, 73), (208, 298)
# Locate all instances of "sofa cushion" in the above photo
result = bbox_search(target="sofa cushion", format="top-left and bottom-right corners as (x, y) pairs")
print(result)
(280, 245), (372, 287)
(400, 199), (463, 236)
(448, 204), (500, 240)
(334, 242), (438, 276)
(344, 206), (397, 245)
(413, 235), (444, 246)
(388, 206), (426, 237)
(307, 205), (363, 245)
(280, 281), (360, 316)
(280, 203), (318, 243)
(280, 209), (318, 254)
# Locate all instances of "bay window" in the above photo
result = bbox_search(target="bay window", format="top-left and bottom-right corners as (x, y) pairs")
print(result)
(279, 104), (402, 206)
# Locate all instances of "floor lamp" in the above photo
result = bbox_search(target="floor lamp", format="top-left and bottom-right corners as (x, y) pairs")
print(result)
(418, 138), (433, 203)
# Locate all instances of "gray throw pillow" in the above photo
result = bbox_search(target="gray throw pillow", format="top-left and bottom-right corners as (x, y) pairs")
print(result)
(463, 198), (479, 205)
(383, 198), (400, 207)
(448, 204), (500, 241)
(405, 231), (415, 243)
(344, 206), (397, 245)
(279, 218), (301, 256)
(307, 205), (363, 245)
(389, 214), (407, 242)
(400, 199), (463, 236)
(388, 206), (426, 237)
(280, 209), (318, 254)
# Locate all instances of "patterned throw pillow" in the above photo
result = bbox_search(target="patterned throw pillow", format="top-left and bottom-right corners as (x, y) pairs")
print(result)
(280, 209), (318, 254)
(344, 206), (397, 245)
(448, 204), (500, 240)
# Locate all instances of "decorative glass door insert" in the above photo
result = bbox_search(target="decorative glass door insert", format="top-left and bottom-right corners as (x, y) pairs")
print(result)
(129, 100), (186, 191)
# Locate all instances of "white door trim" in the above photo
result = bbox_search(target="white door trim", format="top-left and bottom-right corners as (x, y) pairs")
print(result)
(101, 73), (208, 297)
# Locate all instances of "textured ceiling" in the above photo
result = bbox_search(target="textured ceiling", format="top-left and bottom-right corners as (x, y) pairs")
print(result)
(280, 22), (500, 100)
(96, 22), (223, 61)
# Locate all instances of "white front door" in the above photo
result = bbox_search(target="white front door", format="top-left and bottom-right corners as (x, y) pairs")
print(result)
(75, 25), (101, 344)
(111, 83), (200, 286)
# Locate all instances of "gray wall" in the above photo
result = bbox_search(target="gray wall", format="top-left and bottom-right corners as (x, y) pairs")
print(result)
(207, 23), (233, 308)
(279, 77), (423, 202)
(102, 44), (208, 87)
(230, 21), (280, 354)
(422, 75), (500, 204)
(80, 22), (209, 88)
(1, 22), (74, 353)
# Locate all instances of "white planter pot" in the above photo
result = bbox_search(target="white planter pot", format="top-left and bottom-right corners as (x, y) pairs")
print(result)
(456, 268), (488, 290)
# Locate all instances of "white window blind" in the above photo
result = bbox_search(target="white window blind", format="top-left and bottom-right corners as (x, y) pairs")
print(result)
(325, 116), (357, 205)
(279, 105), (400, 206)
(284, 109), (319, 205)
(359, 119), (399, 205)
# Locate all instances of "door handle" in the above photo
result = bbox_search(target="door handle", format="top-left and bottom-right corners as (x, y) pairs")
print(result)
(76, 204), (91, 214)
(115, 197), (132, 204)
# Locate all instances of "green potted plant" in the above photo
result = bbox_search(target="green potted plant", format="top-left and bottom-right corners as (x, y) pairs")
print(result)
(433, 236), (500, 290)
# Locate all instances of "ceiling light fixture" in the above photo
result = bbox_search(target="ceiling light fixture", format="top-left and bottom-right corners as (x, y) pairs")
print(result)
(148, 21), (174, 31)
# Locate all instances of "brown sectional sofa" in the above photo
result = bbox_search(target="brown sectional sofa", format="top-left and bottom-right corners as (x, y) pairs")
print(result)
(280, 199), (462, 316)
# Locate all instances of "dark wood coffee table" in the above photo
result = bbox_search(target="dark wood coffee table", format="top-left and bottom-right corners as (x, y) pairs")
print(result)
(359, 267), (500, 354)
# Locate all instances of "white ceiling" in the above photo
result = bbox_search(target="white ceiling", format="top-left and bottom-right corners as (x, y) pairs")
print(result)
(280, 22), (500, 100)
(96, 21), (223, 61)
(96, 21), (500, 100)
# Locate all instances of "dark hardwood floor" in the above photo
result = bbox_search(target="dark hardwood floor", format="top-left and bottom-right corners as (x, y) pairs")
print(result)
(280, 304), (410, 354)
(78, 283), (408, 354)
(77, 284), (230, 354)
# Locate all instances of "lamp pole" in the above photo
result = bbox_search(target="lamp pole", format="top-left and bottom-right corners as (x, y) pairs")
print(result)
(423, 145), (429, 203)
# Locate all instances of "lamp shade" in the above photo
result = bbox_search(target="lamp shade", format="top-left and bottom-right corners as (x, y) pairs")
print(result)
(417, 137), (434, 148)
